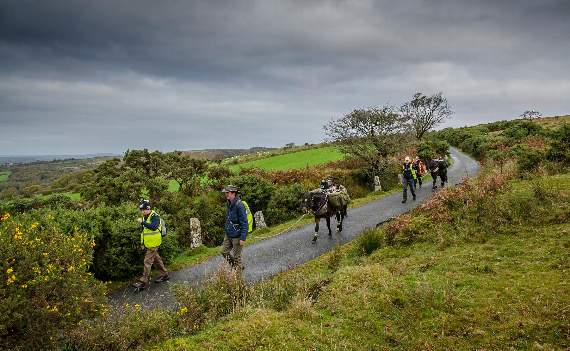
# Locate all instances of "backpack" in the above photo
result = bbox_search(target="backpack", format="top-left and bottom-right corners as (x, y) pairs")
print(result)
(241, 200), (254, 233)
(418, 160), (426, 174)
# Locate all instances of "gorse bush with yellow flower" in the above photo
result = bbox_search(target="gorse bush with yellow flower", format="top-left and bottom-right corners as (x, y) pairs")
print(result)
(0, 211), (106, 350)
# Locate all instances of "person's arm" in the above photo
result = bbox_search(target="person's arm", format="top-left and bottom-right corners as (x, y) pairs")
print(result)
(141, 213), (160, 230)
(237, 202), (248, 241)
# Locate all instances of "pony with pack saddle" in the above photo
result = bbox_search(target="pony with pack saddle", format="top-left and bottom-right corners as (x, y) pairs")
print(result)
(303, 180), (350, 242)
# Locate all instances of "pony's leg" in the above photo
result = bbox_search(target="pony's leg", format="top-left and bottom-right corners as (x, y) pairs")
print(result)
(336, 211), (342, 231)
(312, 218), (319, 242)
(338, 207), (346, 232)
(326, 216), (332, 236)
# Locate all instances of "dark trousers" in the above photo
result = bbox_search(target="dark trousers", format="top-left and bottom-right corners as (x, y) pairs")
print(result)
(221, 235), (243, 270)
(414, 176), (422, 188)
(402, 178), (416, 201)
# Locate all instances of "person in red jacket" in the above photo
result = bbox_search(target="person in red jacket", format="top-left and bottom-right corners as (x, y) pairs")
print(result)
(412, 156), (426, 189)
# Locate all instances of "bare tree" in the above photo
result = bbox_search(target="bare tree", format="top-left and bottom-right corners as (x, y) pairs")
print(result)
(401, 92), (452, 139)
(324, 106), (407, 179)
(520, 109), (541, 120)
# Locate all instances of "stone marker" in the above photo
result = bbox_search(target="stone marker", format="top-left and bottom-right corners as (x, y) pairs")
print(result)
(254, 211), (267, 229)
(374, 175), (382, 192)
(189, 217), (202, 249)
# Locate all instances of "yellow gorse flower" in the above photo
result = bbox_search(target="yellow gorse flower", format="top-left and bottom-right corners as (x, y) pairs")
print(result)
(13, 227), (23, 240)
(6, 274), (16, 285)
(177, 306), (188, 316)
(0, 213), (10, 221)
(30, 222), (39, 230)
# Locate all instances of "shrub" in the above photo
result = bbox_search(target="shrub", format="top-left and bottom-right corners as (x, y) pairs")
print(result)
(265, 183), (307, 225)
(66, 306), (177, 351)
(417, 139), (450, 161)
(327, 245), (344, 272)
(173, 266), (249, 329)
(30, 204), (180, 281)
(229, 174), (275, 214)
(503, 119), (543, 140)
(547, 123), (570, 166)
(355, 228), (384, 255)
(0, 212), (106, 350)
(189, 193), (226, 246)
(512, 145), (545, 175)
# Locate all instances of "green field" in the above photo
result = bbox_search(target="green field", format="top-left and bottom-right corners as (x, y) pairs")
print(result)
(230, 146), (344, 171)
(0, 170), (11, 182)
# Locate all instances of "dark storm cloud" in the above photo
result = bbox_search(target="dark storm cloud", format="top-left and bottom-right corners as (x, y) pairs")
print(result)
(0, 0), (569, 154)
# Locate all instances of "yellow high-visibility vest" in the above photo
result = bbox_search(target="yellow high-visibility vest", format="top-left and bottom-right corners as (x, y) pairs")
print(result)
(141, 210), (162, 248)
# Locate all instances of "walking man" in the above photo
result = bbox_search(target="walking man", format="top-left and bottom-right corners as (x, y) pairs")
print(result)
(132, 200), (168, 290)
(221, 185), (249, 271)
(402, 156), (417, 203)
(438, 156), (448, 188)
(429, 158), (440, 190)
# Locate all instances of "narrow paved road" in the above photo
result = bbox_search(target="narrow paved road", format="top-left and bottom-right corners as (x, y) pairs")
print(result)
(110, 147), (479, 309)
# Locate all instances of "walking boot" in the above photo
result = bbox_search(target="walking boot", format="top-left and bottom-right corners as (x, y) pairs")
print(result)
(154, 275), (170, 283)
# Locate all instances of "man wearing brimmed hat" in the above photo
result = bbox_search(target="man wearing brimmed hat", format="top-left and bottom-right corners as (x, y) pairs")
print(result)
(221, 185), (249, 270)
(132, 200), (168, 290)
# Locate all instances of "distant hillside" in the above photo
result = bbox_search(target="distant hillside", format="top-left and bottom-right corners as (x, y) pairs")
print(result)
(182, 147), (274, 160)
(0, 153), (119, 165)
(0, 156), (113, 199)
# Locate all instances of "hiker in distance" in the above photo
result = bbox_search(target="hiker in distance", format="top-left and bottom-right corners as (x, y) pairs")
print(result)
(429, 155), (449, 190)
(412, 156), (426, 189)
(221, 185), (249, 271)
(132, 200), (169, 290)
(402, 156), (417, 204)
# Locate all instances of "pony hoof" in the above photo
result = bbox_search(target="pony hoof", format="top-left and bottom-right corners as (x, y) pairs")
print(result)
(312, 235), (318, 243)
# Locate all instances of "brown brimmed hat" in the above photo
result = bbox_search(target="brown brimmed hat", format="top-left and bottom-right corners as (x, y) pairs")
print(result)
(221, 185), (239, 193)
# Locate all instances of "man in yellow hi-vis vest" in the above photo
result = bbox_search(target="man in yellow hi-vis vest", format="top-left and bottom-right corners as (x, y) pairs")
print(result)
(132, 200), (168, 290)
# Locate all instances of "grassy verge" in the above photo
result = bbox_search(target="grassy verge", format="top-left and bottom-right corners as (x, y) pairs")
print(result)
(151, 171), (570, 351)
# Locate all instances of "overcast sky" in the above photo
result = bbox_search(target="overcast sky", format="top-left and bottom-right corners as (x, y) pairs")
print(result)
(1, 0), (569, 155)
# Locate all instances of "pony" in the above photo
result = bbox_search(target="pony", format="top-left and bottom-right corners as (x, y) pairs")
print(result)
(303, 187), (349, 242)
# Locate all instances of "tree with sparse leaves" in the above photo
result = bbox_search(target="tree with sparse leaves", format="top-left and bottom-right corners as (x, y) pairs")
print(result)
(324, 106), (407, 179)
(520, 109), (541, 120)
(401, 92), (452, 139)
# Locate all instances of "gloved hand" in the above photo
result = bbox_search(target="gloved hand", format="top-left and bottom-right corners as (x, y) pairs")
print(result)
(137, 218), (143, 224)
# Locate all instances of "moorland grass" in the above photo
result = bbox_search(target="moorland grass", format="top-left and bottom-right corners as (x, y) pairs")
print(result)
(150, 172), (569, 351)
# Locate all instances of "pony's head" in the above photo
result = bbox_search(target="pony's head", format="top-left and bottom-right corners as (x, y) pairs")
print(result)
(303, 191), (328, 215)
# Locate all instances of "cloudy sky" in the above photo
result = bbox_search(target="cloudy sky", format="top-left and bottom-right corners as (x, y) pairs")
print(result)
(1, 0), (569, 155)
